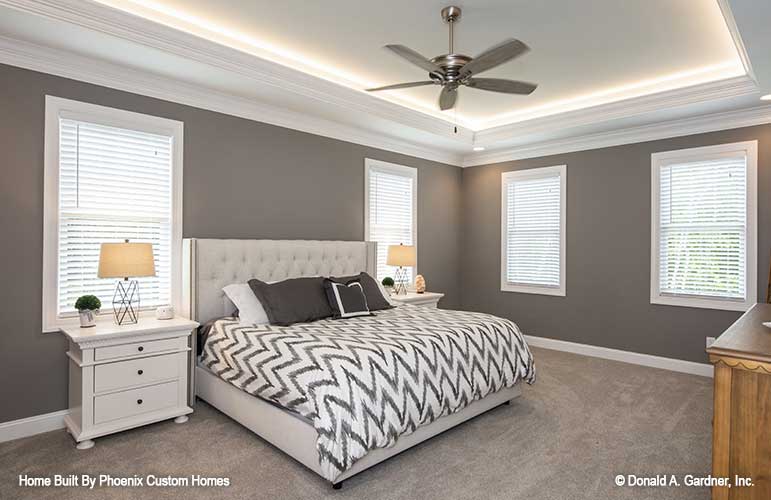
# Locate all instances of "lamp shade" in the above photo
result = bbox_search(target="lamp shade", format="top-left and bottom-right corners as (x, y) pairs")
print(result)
(98, 242), (156, 278)
(387, 244), (416, 267)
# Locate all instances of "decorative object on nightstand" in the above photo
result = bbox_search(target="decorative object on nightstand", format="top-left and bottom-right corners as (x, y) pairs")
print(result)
(390, 291), (444, 308)
(75, 295), (101, 328)
(387, 244), (415, 295)
(155, 305), (175, 320)
(98, 240), (156, 325)
(414, 274), (426, 294)
(381, 277), (395, 296)
(60, 316), (199, 450)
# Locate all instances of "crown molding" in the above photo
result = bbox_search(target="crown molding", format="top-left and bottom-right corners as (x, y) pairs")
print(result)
(0, 0), (764, 169)
(475, 75), (758, 146)
(0, 0), (474, 140)
(0, 35), (464, 165)
(464, 104), (771, 167)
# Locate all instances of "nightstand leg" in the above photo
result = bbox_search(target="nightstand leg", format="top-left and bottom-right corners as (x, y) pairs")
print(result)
(174, 415), (189, 424)
(76, 439), (94, 450)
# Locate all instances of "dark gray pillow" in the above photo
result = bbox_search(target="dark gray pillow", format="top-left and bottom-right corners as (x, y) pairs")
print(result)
(248, 277), (333, 326)
(331, 272), (393, 311)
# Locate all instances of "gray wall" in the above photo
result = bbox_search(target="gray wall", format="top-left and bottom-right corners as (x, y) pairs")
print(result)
(3, 58), (769, 423)
(0, 63), (462, 423)
(461, 125), (771, 363)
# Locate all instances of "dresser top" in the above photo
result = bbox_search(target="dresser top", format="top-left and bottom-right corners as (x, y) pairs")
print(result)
(61, 316), (199, 344)
(707, 303), (771, 363)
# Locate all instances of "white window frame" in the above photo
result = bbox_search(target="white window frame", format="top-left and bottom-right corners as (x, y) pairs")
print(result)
(364, 158), (418, 279)
(500, 165), (567, 296)
(650, 141), (757, 312)
(42, 96), (184, 332)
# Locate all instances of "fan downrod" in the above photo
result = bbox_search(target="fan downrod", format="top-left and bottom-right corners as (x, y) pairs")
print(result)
(437, 6), (468, 82)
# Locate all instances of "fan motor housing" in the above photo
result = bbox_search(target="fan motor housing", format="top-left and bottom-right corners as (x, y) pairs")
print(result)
(430, 54), (472, 82)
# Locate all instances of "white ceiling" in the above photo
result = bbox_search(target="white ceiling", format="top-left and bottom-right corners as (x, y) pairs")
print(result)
(93, 0), (744, 130)
(0, 0), (768, 165)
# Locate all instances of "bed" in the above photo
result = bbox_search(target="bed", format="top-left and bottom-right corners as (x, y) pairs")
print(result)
(182, 238), (535, 488)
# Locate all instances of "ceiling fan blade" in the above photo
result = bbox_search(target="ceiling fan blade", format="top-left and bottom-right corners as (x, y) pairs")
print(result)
(439, 86), (458, 110)
(460, 39), (530, 78)
(385, 44), (444, 74)
(465, 78), (537, 94)
(366, 81), (435, 91)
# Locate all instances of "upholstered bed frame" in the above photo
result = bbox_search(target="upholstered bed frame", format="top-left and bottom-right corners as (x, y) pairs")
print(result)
(182, 238), (521, 488)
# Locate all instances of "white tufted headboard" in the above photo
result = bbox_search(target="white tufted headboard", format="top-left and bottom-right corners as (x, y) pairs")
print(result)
(182, 239), (377, 325)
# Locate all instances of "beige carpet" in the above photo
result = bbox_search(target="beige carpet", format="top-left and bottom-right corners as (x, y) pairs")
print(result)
(0, 347), (713, 500)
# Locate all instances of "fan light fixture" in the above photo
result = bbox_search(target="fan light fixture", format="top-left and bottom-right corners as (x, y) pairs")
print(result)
(366, 6), (537, 111)
(761, 94), (771, 101)
(473, 146), (485, 151)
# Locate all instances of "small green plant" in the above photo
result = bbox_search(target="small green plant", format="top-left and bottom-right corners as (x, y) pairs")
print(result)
(381, 277), (395, 287)
(75, 295), (101, 311)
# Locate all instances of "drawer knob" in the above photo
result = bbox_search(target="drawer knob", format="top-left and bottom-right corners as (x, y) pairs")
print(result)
(137, 369), (143, 375)
(137, 399), (143, 405)
(137, 346), (144, 352)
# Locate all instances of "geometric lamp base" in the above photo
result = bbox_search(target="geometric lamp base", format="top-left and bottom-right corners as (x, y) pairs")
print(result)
(112, 279), (140, 325)
(393, 266), (409, 295)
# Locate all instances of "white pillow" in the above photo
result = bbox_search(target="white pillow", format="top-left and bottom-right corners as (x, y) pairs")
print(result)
(223, 283), (269, 326)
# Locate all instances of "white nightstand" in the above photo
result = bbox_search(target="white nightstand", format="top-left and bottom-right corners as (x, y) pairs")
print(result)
(390, 291), (445, 308)
(60, 316), (199, 450)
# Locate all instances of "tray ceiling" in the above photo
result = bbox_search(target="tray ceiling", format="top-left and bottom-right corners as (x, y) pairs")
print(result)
(92, 0), (744, 130)
(0, 0), (766, 166)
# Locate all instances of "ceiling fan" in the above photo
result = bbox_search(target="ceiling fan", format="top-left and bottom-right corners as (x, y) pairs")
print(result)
(366, 6), (537, 111)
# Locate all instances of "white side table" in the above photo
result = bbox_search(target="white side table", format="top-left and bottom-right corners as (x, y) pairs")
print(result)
(390, 291), (444, 308)
(60, 316), (198, 449)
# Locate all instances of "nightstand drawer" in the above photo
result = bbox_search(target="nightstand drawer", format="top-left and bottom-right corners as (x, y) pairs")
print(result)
(94, 353), (178, 393)
(94, 381), (178, 424)
(94, 337), (181, 361)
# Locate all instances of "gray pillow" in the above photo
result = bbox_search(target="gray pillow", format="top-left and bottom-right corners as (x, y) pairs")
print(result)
(331, 272), (394, 311)
(248, 277), (333, 326)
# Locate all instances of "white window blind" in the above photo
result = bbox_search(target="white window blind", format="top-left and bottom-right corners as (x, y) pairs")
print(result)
(651, 142), (757, 311)
(56, 118), (173, 316)
(365, 160), (416, 281)
(501, 165), (566, 295)
(658, 157), (746, 299)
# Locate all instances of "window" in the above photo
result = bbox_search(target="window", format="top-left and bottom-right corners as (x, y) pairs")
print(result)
(43, 96), (183, 332)
(501, 165), (566, 296)
(651, 141), (757, 311)
(365, 159), (417, 282)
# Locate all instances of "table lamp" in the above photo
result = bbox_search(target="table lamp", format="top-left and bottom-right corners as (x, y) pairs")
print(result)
(98, 240), (156, 325)
(387, 244), (416, 295)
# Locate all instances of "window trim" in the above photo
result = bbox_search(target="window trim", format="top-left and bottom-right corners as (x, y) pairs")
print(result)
(500, 165), (567, 296)
(650, 141), (757, 312)
(363, 158), (418, 279)
(42, 96), (184, 332)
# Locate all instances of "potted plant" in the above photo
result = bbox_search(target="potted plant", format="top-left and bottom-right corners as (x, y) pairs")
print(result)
(381, 277), (395, 296)
(75, 295), (101, 328)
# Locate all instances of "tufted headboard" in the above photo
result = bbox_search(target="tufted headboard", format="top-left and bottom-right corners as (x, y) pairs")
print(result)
(182, 238), (377, 325)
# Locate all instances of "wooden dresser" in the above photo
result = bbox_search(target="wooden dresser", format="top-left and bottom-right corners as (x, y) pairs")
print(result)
(707, 303), (771, 500)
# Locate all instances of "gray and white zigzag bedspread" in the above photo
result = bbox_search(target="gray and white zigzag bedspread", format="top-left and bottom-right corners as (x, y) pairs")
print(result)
(200, 305), (536, 481)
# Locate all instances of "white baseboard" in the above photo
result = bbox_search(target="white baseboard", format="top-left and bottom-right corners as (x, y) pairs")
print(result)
(0, 409), (70, 443)
(524, 335), (714, 378)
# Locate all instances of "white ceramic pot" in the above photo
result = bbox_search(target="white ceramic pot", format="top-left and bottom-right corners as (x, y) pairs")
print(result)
(78, 309), (98, 328)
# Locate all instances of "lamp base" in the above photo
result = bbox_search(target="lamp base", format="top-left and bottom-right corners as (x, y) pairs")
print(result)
(394, 267), (409, 295)
(112, 279), (140, 325)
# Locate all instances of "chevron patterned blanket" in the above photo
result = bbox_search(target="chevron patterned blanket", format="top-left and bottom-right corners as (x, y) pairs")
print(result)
(200, 305), (536, 481)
